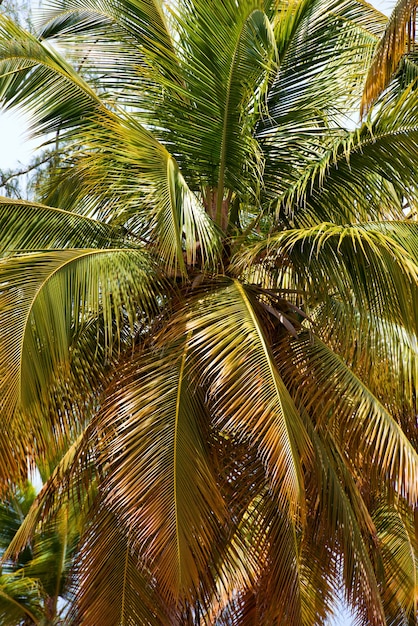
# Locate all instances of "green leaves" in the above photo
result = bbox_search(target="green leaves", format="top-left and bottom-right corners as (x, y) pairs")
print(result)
(238, 221), (418, 334)
(278, 86), (418, 225)
(0, 0), (417, 623)
(0, 247), (162, 488)
(258, 0), (387, 205)
(0, 575), (44, 625)
(38, 0), (179, 86)
(165, 0), (277, 215)
(0, 480), (79, 625)
(0, 15), (105, 136)
(211, 5), (277, 221)
(0, 198), (126, 253)
(158, 154), (222, 273)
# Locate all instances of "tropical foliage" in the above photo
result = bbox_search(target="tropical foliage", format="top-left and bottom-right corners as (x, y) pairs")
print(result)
(0, 0), (417, 624)
(0, 480), (78, 624)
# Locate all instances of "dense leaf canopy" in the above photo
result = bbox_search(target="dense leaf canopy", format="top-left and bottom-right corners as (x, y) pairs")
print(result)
(0, 0), (417, 624)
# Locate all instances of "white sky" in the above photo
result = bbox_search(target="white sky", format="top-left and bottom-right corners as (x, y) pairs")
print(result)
(0, 109), (39, 169)
(0, 0), (396, 170)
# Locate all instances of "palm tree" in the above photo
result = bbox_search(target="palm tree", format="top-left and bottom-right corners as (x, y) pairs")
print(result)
(0, 479), (79, 625)
(0, 0), (417, 623)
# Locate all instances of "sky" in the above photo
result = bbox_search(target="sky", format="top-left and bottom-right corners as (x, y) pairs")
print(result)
(0, 1), (400, 625)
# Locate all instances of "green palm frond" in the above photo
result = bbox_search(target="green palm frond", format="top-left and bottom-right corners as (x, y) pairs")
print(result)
(0, 248), (162, 485)
(258, 0), (386, 203)
(0, 574), (44, 625)
(69, 114), (223, 271)
(0, 479), (87, 624)
(38, 0), (178, 79)
(0, 15), (106, 137)
(157, 153), (222, 272)
(22, 506), (78, 610)
(237, 222), (418, 335)
(276, 86), (418, 224)
(0, 482), (37, 564)
(278, 221), (418, 417)
(394, 51), (418, 94)
(164, 0), (277, 219)
(0, 197), (127, 253)
(1, 433), (88, 563)
(266, 0), (385, 120)
(310, 297), (418, 419)
(45, 113), (223, 272)
(0, 17), (221, 273)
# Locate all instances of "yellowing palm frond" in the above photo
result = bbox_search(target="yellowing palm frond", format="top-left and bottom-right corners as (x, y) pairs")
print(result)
(281, 332), (418, 505)
(69, 506), (171, 626)
(95, 344), (227, 601)
(361, 0), (418, 114)
(170, 280), (311, 512)
(373, 497), (418, 622)
(0, 0), (416, 622)
(237, 222), (418, 337)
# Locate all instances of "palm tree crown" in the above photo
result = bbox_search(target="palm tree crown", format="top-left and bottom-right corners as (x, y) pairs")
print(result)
(0, 0), (417, 624)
